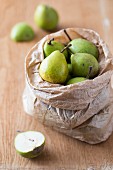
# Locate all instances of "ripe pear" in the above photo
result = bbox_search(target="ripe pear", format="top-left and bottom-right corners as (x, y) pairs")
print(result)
(39, 50), (68, 84)
(34, 4), (59, 31)
(10, 22), (34, 42)
(44, 39), (68, 59)
(14, 131), (45, 158)
(69, 38), (99, 59)
(71, 53), (99, 78)
(67, 77), (87, 85)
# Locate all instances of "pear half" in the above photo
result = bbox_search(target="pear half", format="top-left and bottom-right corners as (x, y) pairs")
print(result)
(14, 131), (45, 158)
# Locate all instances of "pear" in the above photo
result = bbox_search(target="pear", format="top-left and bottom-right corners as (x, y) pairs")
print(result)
(44, 39), (68, 59)
(65, 74), (72, 83)
(14, 131), (45, 158)
(39, 50), (68, 84)
(10, 22), (35, 42)
(69, 38), (99, 59)
(64, 64), (72, 83)
(66, 77), (87, 85)
(71, 53), (99, 78)
(34, 4), (59, 31)
(68, 64), (72, 75)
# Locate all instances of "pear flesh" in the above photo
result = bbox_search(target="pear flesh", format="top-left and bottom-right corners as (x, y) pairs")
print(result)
(44, 40), (68, 59)
(69, 38), (99, 59)
(39, 50), (68, 84)
(71, 53), (99, 78)
(14, 131), (45, 158)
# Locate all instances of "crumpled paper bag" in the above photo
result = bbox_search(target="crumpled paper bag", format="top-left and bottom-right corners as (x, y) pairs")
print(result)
(23, 28), (113, 144)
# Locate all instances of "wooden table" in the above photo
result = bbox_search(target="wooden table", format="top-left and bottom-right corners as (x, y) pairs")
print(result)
(0, 0), (113, 169)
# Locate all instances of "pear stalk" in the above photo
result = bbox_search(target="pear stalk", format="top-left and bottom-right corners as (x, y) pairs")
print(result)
(61, 44), (72, 53)
(47, 38), (54, 45)
(64, 29), (72, 41)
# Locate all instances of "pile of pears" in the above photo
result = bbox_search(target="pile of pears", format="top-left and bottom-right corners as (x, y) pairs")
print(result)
(39, 36), (99, 85)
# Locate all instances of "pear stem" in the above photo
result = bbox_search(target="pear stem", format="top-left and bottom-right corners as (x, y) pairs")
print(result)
(86, 66), (93, 79)
(47, 38), (54, 45)
(61, 44), (72, 53)
(64, 29), (72, 41)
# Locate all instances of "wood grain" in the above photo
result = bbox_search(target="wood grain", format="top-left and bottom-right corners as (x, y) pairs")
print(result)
(0, 0), (113, 169)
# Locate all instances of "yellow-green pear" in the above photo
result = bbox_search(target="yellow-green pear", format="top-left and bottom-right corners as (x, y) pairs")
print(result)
(39, 50), (68, 84)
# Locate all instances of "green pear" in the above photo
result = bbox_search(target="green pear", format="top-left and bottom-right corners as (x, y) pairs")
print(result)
(64, 64), (72, 83)
(68, 64), (72, 75)
(10, 22), (35, 42)
(14, 131), (45, 158)
(69, 38), (99, 59)
(39, 50), (68, 84)
(34, 4), (59, 31)
(71, 53), (99, 78)
(66, 77), (87, 85)
(65, 74), (72, 83)
(44, 39), (68, 59)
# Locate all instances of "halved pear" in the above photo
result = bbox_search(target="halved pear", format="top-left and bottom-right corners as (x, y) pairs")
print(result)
(14, 131), (45, 158)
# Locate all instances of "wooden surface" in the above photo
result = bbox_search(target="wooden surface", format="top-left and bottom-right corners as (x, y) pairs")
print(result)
(0, 0), (113, 169)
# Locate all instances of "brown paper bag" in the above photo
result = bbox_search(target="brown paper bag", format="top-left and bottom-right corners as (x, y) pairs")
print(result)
(23, 28), (113, 144)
